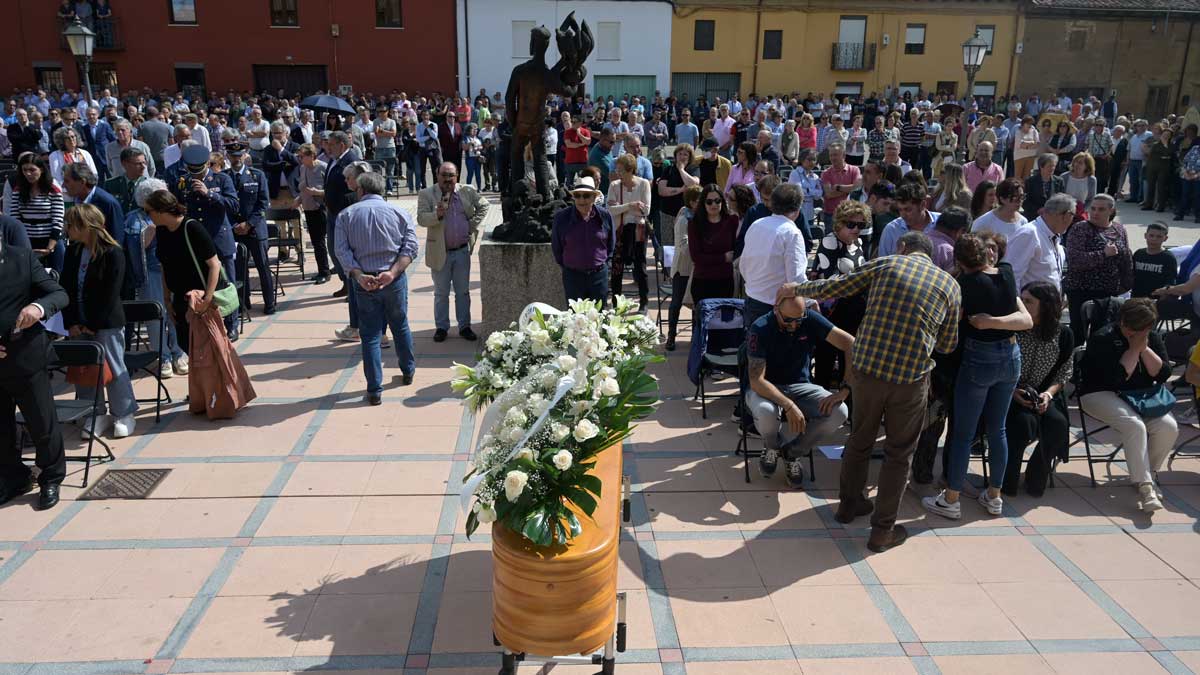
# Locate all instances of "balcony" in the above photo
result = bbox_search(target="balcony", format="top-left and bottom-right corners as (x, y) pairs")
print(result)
(59, 17), (124, 51)
(830, 42), (875, 71)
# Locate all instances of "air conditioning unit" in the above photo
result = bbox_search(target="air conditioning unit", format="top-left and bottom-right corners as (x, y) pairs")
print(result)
(882, 33), (890, 46)
(331, 23), (340, 37)
(1015, 42), (1023, 54)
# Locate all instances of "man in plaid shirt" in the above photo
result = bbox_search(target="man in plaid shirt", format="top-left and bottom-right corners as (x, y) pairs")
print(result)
(778, 230), (960, 552)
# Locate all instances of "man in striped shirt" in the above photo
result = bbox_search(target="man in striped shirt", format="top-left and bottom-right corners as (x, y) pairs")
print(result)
(334, 171), (419, 406)
(778, 231), (960, 552)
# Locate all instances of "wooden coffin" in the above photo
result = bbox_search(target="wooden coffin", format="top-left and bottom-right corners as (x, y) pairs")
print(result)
(491, 443), (623, 656)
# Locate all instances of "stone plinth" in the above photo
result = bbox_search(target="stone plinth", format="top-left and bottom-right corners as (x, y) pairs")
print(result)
(479, 235), (566, 337)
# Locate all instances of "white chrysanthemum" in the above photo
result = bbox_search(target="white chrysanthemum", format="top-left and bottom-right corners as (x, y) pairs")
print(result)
(550, 422), (570, 442)
(503, 470), (529, 501)
(552, 449), (573, 470)
(570, 400), (593, 416)
(573, 418), (599, 442)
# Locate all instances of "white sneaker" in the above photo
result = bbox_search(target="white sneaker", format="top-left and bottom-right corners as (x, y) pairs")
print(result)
(334, 326), (360, 342)
(173, 355), (190, 375)
(159, 361), (175, 379)
(978, 489), (1004, 516)
(1139, 483), (1163, 512)
(80, 414), (111, 439)
(922, 490), (963, 520)
(112, 415), (136, 439)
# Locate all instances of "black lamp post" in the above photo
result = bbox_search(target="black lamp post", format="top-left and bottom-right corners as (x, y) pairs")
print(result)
(959, 30), (989, 161)
(63, 18), (97, 106)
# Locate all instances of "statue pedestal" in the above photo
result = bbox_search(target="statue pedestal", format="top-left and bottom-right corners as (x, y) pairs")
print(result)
(479, 235), (567, 337)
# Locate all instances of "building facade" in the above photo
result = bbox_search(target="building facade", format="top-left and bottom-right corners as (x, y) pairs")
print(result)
(670, 0), (1023, 106)
(0, 0), (456, 97)
(456, 0), (673, 105)
(1016, 0), (1200, 121)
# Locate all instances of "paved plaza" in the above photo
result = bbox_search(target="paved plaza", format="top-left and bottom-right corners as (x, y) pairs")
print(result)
(1, 196), (1200, 675)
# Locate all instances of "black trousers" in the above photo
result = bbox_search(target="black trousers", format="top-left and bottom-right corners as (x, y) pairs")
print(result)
(562, 266), (609, 305)
(667, 274), (689, 339)
(304, 209), (331, 277)
(172, 296), (192, 354)
(1003, 397), (1070, 496)
(236, 235), (277, 312)
(612, 225), (649, 305)
(1067, 288), (1111, 349)
(0, 366), (66, 489)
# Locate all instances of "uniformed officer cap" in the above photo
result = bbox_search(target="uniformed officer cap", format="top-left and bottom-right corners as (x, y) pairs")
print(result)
(226, 142), (248, 156)
(182, 144), (212, 171)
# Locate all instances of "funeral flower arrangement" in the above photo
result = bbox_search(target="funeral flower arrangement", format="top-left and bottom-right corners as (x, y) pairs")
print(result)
(451, 297), (661, 547)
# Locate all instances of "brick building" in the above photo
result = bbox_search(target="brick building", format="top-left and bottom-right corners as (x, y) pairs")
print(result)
(0, 0), (457, 97)
(1016, 0), (1200, 120)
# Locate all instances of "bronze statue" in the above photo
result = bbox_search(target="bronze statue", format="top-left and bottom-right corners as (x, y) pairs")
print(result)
(504, 13), (592, 201)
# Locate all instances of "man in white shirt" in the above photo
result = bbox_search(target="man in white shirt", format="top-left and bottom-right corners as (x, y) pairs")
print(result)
(1024, 193), (1075, 290)
(711, 104), (736, 158)
(1125, 119), (1152, 204)
(739, 183), (808, 327)
(161, 125), (193, 170)
(245, 106), (270, 162)
(184, 113), (210, 150)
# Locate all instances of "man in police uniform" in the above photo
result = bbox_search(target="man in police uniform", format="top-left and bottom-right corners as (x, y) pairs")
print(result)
(224, 142), (276, 315)
(168, 143), (242, 338)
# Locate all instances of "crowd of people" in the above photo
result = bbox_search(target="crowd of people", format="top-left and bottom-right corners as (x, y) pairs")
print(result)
(1, 83), (1199, 541)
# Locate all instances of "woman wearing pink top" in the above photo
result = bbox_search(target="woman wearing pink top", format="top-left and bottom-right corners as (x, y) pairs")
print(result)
(796, 113), (818, 150)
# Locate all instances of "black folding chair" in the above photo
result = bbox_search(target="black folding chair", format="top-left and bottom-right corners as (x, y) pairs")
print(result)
(122, 300), (171, 422)
(19, 340), (116, 487)
(235, 241), (252, 328)
(1067, 346), (1123, 487)
(265, 207), (306, 292)
(691, 299), (744, 419)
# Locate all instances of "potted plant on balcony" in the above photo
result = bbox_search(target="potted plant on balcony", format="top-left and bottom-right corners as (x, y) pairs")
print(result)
(450, 297), (660, 658)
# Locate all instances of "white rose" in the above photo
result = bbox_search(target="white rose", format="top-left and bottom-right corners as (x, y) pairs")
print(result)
(515, 448), (534, 462)
(552, 449), (573, 471)
(504, 426), (525, 443)
(505, 407), (527, 426)
(504, 470), (529, 501)
(476, 503), (497, 524)
(541, 370), (561, 388)
(600, 377), (620, 397)
(556, 354), (577, 372)
(486, 333), (506, 352)
(573, 418), (599, 442)
(550, 422), (570, 442)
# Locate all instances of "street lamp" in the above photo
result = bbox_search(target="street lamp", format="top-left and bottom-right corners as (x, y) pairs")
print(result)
(958, 30), (989, 161)
(63, 18), (96, 106)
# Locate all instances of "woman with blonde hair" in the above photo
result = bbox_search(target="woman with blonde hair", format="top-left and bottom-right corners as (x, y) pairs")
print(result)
(796, 113), (817, 151)
(48, 126), (97, 194)
(607, 152), (652, 310)
(61, 203), (139, 439)
(930, 162), (972, 211)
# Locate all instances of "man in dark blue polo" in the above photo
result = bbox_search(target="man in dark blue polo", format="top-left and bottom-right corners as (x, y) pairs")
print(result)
(551, 176), (614, 304)
(224, 142), (276, 315)
(168, 143), (241, 339)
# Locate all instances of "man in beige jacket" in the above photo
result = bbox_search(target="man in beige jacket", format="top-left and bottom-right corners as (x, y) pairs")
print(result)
(417, 162), (490, 341)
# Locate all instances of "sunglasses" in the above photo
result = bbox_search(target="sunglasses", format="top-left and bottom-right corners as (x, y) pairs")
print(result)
(705, 198), (723, 205)
(843, 220), (866, 229)
(775, 311), (803, 325)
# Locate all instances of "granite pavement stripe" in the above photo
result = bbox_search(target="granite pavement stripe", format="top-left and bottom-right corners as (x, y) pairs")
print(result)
(153, 546), (245, 659)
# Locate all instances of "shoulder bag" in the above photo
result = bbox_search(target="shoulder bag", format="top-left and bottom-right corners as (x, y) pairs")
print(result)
(183, 223), (240, 318)
(1118, 385), (1176, 419)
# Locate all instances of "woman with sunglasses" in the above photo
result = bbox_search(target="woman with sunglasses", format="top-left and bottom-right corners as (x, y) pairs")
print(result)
(687, 185), (738, 317)
(812, 200), (869, 389)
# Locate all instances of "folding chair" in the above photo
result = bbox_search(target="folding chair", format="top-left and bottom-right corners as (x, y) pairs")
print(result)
(235, 241), (252, 329)
(19, 340), (116, 487)
(1066, 346), (1123, 487)
(687, 298), (744, 418)
(122, 300), (172, 422)
(265, 207), (306, 292)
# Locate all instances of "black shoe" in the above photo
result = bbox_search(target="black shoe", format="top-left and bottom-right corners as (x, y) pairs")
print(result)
(0, 475), (35, 507)
(401, 372), (414, 386)
(367, 393), (382, 406)
(664, 336), (676, 351)
(460, 327), (477, 341)
(759, 447), (779, 477)
(313, 275), (329, 285)
(333, 285), (349, 298)
(433, 329), (448, 342)
(1174, 214), (1185, 221)
(278, 251), (292, 263)
(263, 306), (276, 316)
(36, 484), (60, 511)
(834, 496), (875, 524)
(867, 524), (908, 553)
(785, 456), (806, 488)
(227, 330), (239, 343)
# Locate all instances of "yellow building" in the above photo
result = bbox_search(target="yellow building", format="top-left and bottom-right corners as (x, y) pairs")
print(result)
(671, 0), (1025, 105)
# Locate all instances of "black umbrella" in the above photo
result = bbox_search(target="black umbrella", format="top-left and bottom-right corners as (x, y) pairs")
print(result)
(299, 94), (355, 116)
(936, 102), (965, 119)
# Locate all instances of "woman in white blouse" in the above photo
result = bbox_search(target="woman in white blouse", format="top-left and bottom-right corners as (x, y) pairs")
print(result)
(48, 126), (97, 196)
(607, 153), (652, 311)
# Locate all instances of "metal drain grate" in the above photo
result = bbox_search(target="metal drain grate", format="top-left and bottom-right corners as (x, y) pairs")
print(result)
(79, 469), (172, 500)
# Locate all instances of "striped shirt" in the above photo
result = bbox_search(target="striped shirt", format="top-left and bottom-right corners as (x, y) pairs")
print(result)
(334, 194), (419, 275)
(900, 121), (924, 149)
(5, 187), (65, 241)
(791, 253), (961, 384)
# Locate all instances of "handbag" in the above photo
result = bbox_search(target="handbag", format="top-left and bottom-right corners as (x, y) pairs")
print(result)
(182, 223), (240, 318)
(67, 360), (114, 386)
(1118, 385), (1177, 419)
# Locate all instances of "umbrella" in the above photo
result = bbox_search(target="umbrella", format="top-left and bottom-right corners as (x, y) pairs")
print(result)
(299, 94), (355, 116)
(936, 102), (964, 119)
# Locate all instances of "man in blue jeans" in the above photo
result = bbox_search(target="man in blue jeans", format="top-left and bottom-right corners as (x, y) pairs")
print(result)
(746, 295), (853, 488)
(334, 171), (418, 406)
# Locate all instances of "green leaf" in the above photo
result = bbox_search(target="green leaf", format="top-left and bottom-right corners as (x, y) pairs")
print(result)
(565, 512), (583, 538)
(465, 510), (479, 538)
(578, 473), (603, 497)
(521, 509), (554, 547)
(565, 487), (598, 516)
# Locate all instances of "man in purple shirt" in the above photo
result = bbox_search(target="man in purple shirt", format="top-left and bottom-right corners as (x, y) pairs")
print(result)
(551, 176), (615, 304)
(927, 207), (970, 271)
(334, 171), (419, 405)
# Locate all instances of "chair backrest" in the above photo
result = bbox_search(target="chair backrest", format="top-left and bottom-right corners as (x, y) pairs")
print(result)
(265, 207), (301, 222)
(687, 298), (745, 385)
(1080, 296), (1124, 343)
(122, 299), (164, 324)
(235, 242), (251, 281)
(51, 339), (105, 368)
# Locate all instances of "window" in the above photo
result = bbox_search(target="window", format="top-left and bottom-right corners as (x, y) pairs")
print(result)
(694, 20), (715, 51)
(904, 24), (925, 55)
(898, 82), (921, 98)
(167, 0), (196, 24)
(89, 62), (119, 92)
(376, 0), (402, 28)
(512, 21), (536, 58)
(975, 25), (995, 54)
(597, 22), (620, 60)
(270, 0), (298, 26)
(834, 82), (863, 97)
(762, 30), (782, 60)
(1068, 30), (1087, 51)
(936, 81), (958, 97)
(34, 66), (64, 92)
